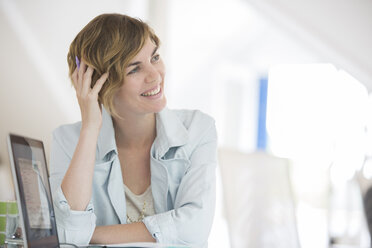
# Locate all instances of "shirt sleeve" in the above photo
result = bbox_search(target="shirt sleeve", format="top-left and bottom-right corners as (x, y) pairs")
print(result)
(49, 128), (97, 246)
(143, 122), (217, 247)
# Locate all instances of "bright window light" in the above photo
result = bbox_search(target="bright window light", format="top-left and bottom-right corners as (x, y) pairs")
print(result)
(266, 63), (369, 248)
(267, 64), (367, 173)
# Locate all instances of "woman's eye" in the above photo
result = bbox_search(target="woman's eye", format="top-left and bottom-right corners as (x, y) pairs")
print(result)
(151, 54), (160, 62)
(128, 66), (139, 75)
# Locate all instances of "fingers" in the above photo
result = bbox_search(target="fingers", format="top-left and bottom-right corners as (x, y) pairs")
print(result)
(72, 60), (86, 93)
(71, 68), (78, 90)
(78, 60), (87, 83)
(91, 72), (109, 96)
(73, 59), (108, 99)
(81, 66), (94, 95)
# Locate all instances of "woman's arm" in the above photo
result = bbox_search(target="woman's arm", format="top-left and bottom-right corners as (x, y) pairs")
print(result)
(60, 127), (99, 210)
(143, 120), (218, 246)
(61, 61), (109, 211)
(50, 128), (98, 245)
(90, 223), (155, 244)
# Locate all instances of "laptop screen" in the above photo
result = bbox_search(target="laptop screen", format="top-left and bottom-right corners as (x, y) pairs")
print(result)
(8, 134), (59, 248)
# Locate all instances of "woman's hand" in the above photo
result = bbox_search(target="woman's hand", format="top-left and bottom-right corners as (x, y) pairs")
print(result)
(71, 60), (109, 132)
(62, 61), (109, 211)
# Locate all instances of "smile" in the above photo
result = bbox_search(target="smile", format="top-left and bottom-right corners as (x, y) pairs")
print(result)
(141, 85), (161, 97)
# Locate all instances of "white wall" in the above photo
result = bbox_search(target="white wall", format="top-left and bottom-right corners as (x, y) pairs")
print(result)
(245, 0), (372, 92)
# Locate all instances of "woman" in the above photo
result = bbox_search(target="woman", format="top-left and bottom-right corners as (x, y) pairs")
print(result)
(50, 13), (217, 247)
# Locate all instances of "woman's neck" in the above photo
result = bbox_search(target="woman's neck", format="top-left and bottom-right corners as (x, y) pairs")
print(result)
(113, 112), (156, 150)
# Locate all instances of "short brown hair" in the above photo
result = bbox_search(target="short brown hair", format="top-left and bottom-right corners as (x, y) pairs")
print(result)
(67, 13), (160, 118)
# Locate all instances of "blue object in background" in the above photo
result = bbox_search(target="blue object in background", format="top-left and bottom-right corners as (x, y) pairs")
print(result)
(257, 77), (268, 150)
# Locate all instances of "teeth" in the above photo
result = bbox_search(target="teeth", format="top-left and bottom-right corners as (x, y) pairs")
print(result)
(141, 86), (160, 96)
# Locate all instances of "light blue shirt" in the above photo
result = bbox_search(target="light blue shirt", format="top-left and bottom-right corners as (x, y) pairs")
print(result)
(49, 107), (217, 247)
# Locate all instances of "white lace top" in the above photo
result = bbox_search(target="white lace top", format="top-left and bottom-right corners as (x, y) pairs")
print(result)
(124, 184), (155, 223)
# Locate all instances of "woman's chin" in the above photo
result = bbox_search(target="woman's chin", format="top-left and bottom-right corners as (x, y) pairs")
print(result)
(152, 98), (167, 113)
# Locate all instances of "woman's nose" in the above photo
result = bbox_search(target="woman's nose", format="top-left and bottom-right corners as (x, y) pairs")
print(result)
(145, 65), (160, 84)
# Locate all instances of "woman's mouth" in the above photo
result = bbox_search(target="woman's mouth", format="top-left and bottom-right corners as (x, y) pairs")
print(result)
(141, 85), (161, 97)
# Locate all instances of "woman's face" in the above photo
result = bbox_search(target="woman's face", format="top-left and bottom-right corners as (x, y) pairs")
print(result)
(113, 38), (166, 117)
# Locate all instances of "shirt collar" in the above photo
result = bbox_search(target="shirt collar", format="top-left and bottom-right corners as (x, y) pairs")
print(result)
(154, 107), (188, 158)
(97, 107), (188, 160)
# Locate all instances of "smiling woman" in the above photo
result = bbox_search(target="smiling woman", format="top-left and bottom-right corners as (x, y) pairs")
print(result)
(113, 38), (166, 117)
(48, 13), (217, 248)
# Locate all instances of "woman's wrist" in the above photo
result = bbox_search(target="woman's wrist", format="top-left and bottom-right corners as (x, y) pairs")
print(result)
(80, 124), (101, 137)
(90, 223), (155, 244)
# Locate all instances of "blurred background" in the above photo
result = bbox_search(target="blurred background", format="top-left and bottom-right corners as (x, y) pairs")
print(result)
(1, 0), (372, 247)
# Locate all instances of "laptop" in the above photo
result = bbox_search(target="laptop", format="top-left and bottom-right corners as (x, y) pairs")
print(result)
(7, 134), (189, 248)
(7, 134), (59, 248)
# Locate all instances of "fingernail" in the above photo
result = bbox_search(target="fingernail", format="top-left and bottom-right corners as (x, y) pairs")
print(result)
(75, 56), (80, 69)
